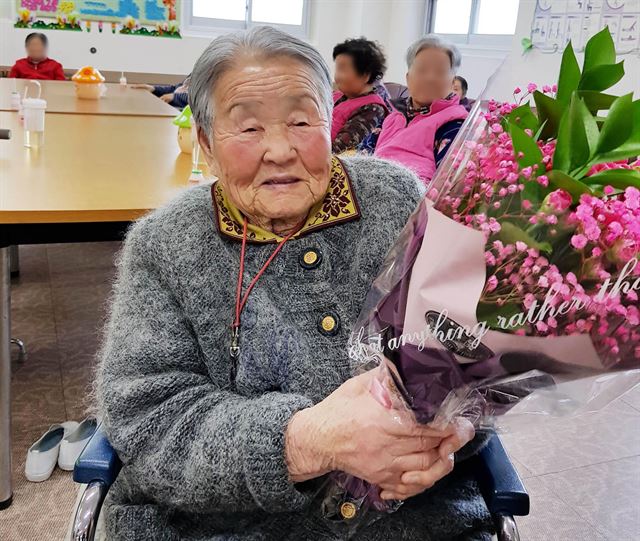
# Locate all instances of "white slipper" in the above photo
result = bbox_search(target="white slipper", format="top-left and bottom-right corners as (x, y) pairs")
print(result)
(25, 421), (79, 482)
(58, 416), (98, 471)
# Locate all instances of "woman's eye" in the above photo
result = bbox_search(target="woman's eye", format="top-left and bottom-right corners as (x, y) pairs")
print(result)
(293, 121), (309, 127)
(242, 127), (258, 133)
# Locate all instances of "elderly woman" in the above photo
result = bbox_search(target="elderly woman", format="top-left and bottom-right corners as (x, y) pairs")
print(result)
(96, 26), (492, 540)
(374, 35), (468, 185)
(331, 38), (390, 154)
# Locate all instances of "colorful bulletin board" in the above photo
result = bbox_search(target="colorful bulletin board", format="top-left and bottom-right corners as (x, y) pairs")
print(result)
(15, 0), (180, 36)
(16, 0), (179, 24)
(531, 0), (640, 53)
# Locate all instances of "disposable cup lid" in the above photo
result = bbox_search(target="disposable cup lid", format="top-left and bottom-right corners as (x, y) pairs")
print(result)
(22, 98), (47, 109)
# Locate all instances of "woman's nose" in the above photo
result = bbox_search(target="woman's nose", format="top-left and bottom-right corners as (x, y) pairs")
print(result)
(262, 128), (296, 164)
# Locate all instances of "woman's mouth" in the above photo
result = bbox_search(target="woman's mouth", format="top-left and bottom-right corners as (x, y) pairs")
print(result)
(263, 177), (301, 187)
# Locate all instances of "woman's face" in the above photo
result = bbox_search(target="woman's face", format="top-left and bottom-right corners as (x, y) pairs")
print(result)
(406, 48), (454, 107)
(199, 54), (331, 231)
(26, 38), (47, 62)
(334, 54), (370, 97)
(452, 79), (465, 98)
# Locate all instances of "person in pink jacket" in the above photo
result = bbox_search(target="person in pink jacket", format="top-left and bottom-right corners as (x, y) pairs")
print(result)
(375, 35), (468, 185)
(331, 38), (391, 154)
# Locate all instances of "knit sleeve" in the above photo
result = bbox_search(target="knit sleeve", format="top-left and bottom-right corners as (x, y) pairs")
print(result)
(96, 219), (315, 514)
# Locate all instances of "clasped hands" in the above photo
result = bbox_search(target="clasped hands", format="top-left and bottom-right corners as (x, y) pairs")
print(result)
(286, 369), (474, 501)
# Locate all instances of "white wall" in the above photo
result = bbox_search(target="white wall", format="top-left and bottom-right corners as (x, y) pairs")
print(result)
(0, 0), (511, 97)
(485, 0), (640, 102)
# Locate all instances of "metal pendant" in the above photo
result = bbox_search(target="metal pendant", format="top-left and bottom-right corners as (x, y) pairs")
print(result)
(230, 326), (240, 359)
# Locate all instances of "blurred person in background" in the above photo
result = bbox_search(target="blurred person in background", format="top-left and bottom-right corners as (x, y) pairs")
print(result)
(331, 38), (391, 154)
(374, 35), (468, 184)
(9, 33), (65, 80)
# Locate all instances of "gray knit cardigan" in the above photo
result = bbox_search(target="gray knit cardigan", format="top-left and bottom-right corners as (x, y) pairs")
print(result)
(96, 156), (493, 540)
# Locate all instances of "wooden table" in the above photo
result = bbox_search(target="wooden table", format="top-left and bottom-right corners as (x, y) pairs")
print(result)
(0, 108), (205, 509)
(0, 79), (178, 117)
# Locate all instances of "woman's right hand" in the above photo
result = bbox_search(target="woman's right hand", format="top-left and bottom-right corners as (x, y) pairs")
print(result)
(130, 84), (154, 92)
(285, 369), (471, 494)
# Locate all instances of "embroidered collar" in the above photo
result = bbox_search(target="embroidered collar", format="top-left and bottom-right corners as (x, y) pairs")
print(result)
(211, 156), (361, 243)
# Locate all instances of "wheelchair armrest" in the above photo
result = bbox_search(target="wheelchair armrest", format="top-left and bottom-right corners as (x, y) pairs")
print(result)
(474, 433), (530, 517)
(73, 422), (122, 486)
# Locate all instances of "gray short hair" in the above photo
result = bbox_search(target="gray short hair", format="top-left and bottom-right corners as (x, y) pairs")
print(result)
(405, 34), (461, 72)
(189, 26), (333, 142)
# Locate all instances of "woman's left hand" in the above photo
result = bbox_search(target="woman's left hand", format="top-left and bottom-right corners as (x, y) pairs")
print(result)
(160, 93), (174, 103)
(378, 417), (475, 501)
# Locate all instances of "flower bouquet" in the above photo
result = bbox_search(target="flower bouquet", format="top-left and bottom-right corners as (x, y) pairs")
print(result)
(321, 27), (640, 533)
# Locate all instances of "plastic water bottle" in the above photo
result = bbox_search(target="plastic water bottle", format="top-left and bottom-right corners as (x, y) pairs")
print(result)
(119, 71), (127, 86)
(22, 81), (46, 147)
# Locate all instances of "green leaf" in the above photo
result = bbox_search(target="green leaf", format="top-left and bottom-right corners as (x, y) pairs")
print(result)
(509, 122), (543, 169)
(548, 170), (594, 200)
(476, 302), (526, 331)
(584, 168), (640, 190)
(521, 37), (533, 54)
(578, 90), (618, 114)
(590, 101), (640, 163)
(497, 222), (553, 253)
(578, 62), (625, 92)
(506, 103), (540, 133)
(595, 93), (634, 155)
(533, 91), (564, 139)
(583, 27), (616, 72)
(554, 94), (591, 173)
(556, 41), (581, 105)
(578, 96), (600, 158)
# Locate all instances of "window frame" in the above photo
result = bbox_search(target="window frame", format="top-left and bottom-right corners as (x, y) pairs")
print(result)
(183, 0), (311, 39)
(427, 0), (518, 49)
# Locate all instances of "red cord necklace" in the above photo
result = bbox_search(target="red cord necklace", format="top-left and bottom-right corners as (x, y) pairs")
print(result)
(230, 217), (303, 361)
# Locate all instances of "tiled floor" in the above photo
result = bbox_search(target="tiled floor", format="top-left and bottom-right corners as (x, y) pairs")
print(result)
(501, 390), (640, 541)
(1, 243), (118, 541)
(0, 243), (639, 541)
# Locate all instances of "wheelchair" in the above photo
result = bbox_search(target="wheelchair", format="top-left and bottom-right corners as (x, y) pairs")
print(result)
(72, 424), (529, 541)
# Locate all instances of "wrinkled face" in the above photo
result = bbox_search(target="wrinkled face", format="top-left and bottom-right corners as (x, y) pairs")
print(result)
(26, 37), (47, 62)
(199, 54), (332, 227)
(406, 48), (454, 107)
(452, 79), (465, 98)
(334, 53), (370, 97)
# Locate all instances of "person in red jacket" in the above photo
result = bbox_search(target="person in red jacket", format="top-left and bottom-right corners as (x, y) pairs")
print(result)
(9, 33), (66, 81)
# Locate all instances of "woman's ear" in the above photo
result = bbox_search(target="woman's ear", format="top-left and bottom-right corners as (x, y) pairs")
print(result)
(197, 126), (221, 178)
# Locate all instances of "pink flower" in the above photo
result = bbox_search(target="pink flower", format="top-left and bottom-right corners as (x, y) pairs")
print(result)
(537, 175), (549, 187)
(515, 241), (528, 252)
(571, 234), (588, 249)
(513, 87), (522, 94)
(527, 82), (537, 93)
(547, 189), (572, 212)
(542, 84), (552, 93)
(522, 199), (532, 211)
(551, 84), (557, 92)
(486, 275), (498, 292)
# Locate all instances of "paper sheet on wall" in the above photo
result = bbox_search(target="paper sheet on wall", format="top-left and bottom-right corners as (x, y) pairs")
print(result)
(531, 0), (640, 53)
